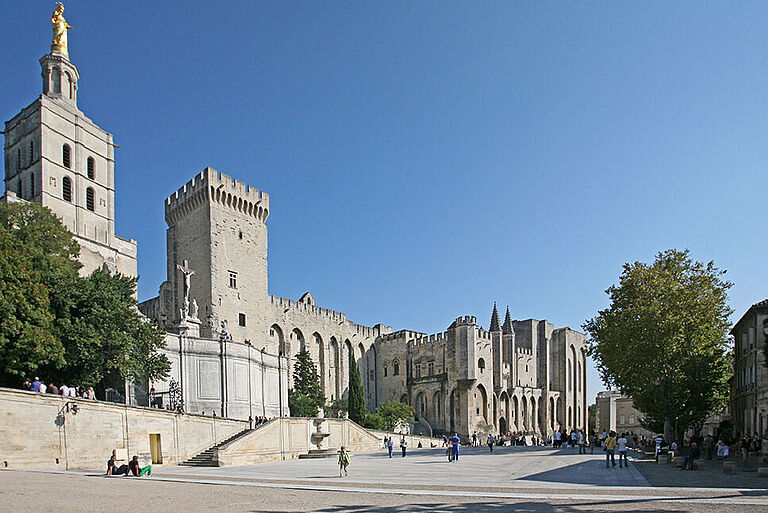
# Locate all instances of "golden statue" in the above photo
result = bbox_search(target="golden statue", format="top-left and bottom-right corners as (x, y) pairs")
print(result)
(51, 3), (72, 58)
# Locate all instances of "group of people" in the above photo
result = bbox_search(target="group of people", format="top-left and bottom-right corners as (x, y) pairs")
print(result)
(23, 377), (96, 400)
(106, 454), (151, 477)
(601, 431), (630, 468)
(248, 415), (271, 428)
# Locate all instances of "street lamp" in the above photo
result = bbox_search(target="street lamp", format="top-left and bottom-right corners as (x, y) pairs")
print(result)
(245, 339), (253, 426)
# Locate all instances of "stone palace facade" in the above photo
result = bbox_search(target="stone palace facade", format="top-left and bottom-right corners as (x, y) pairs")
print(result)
(4, 16), (588, 438)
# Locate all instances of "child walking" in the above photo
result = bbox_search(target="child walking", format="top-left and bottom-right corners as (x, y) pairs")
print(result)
(338, 446), (350, 477)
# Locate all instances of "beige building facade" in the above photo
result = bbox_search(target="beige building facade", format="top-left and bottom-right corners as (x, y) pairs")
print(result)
(2, 47), (137, 277)
(595, 391), (652, 439)
(730, 299), (768, 442)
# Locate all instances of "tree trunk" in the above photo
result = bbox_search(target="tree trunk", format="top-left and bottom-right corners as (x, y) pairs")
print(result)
(664, 418), (674, 443)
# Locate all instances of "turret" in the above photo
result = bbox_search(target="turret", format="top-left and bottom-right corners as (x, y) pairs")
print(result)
(489, 302), (501, 332)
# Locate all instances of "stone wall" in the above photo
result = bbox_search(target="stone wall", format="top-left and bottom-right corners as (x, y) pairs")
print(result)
(0, 388), (248, 470)
(213, 417), (384, 466)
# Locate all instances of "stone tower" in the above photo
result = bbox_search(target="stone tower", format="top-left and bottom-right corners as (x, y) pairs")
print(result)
(158, 168), (270, 342)
(2, 15), (137, 277)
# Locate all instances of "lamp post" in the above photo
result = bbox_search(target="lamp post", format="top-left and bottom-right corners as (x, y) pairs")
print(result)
(219, 322), (230, 418)
(260, 347), (266, 417)
(245, 340), (253, 425)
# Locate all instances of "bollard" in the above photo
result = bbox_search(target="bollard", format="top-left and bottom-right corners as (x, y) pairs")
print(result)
(723, 461), (736, 474)
(657, 453), (670, 465)
(757, 467), (768, 478)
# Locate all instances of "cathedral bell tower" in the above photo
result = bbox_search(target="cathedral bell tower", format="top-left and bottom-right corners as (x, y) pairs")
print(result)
(2, 4), (138, 278)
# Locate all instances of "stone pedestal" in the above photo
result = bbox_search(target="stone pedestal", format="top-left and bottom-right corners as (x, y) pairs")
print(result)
(177, 318), (201, 338)
(723, 461), (736, 474)
(299, 418), (337, 459)
(656, 453), (670, 465)
(757, 467), (768, 478)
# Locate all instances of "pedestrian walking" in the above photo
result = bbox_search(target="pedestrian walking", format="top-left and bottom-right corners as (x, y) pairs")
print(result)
(578, 430), (585, 454)
(617, 432), (628, 468)
(487, 433), (495, 453)
(386, 437), (393, 458)
(472, 431), (477, 447)
(400, 437), (407, 457)
(605, 431), (617, 468)
(450, 433), (461, 461)
(338, 446), (350, 477)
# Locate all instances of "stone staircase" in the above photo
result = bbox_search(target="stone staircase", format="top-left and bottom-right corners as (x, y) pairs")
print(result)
(179, 428), (254, 467)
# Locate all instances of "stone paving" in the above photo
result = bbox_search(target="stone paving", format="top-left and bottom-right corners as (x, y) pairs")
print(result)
(3, 445), (768, 512)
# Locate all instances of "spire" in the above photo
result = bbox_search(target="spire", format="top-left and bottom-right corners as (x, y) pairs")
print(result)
(502, 306), (514, 334)
(490, 302), (501, 332)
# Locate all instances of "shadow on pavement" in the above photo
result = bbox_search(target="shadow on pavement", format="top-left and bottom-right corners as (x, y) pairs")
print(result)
(250, 500), (690, 512)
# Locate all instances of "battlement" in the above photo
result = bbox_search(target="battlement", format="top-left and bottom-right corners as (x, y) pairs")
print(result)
(165, 167), (270, 225)
(476, 328), (492, 340)
(409, 331), (449, 347)
(516, 347), (533, 356)
(378, 330), (425, 344)
(269, 295), (390, 339)
(450, 315), (477, 328)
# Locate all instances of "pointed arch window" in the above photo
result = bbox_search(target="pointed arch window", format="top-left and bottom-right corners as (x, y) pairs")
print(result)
(62, 144), (71, 169)
(86, 187), (95, 211)
(87, 157), (95, 180)
(393, 360), (400, 376)
(62, 176), (72, 202)
(29, 140), (34, 164)
(29, 173), (34, 198)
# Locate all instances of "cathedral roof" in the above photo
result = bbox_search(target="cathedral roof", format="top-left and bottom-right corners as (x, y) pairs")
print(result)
(502, 306), (514, 334)
(490, 302), (501, 332)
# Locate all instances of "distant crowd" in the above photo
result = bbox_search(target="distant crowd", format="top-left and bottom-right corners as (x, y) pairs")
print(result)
(22, 377), (96, 400)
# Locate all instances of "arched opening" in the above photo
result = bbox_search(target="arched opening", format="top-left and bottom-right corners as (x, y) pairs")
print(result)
(62, 176), (72, 202)
(311, 332), (325, 394)
(570, 345), (578, 429)
(512, 396), (519, 431)
(87, 156), (95, 180)
(65, 71), (73, 99)
(530, 396), (537, 432)
(550, 397), (556, 431)
(521, 396), (528, 431)
(475, 384), (488, 423)
(52, 67), (61, 93)
(329, 337), (339, 400)
(291, 328), (305, 354)
(270, 324), (284, 355)
(499, 417), (507, 433)
(86, 187), (95, 211)
(568, 406), (573, 430)
(357, 342), (365, 377)
(62, 144), (71, 168)
(478, 358), (486, 374)
(416, 392), (427, 416)
(393, 359), (400, 376)
(432, 391), (441, 427)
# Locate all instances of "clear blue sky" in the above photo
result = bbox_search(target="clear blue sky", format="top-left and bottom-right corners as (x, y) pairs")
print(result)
(3, 1), (767, 402)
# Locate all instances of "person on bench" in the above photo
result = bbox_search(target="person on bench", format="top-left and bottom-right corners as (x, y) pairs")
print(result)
(129, 455), (152, 477)
(106, 454), (129, 476)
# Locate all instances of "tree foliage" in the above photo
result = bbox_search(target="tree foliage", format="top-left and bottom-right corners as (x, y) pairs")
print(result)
(347, 350), (366, 424)
(0, 202), (169, 387)
(369, 401), (415, 432)
(288, 348), (325, 417)
(324, 398), (348, 418)
(584, 249), (732, 439)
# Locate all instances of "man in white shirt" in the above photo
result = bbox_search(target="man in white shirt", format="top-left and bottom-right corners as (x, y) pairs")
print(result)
(617, 432), (629, 468)
(39, 382), (47, 394)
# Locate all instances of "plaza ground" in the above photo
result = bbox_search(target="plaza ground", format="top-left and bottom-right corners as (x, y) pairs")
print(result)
(2, 445), (766, 512)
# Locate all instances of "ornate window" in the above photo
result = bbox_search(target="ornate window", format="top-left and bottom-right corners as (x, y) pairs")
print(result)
(478, 358), (485, 374)
(428, 362), (434, 376)
(393, 360), (400, 376)
(87, 157), (95, 180)
(62, 144), (71, 168)
(415, 364), (421, 378)
(62, 176), (72, 202)
(86, 187), (94, 211)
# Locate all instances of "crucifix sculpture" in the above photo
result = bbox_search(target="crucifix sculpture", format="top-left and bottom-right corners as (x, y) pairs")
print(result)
(177, 259), (195, 321)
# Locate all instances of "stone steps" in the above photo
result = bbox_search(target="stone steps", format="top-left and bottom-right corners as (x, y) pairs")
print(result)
(179, 428), (254, 466)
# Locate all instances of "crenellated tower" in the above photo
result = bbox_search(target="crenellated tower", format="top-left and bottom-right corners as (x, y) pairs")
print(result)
(153, 167), (270, 341)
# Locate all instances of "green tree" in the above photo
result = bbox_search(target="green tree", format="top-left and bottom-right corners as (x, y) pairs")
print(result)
(347, 350), (366, 424)
(0, 202), (79, 382)
(363, 412), (387, 430)
(288, 348), (325, 417)
(325, 398), (348, 418)
(584, 249), (732, 441)
(0, 202), (170, 388)
(375, 401), (416, 432)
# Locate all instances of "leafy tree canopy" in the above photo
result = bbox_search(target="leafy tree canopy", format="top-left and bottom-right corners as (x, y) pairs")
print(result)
(0, 202), (169, 387)
(288, 348), (325, 417)
(373, 401), (416, 432)
(584, 249), (732, 439)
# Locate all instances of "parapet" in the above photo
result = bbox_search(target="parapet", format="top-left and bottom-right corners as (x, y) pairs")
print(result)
(165, 167), (270, 225)
(269, 295), (391, 339)
(449, 315), (477, 329)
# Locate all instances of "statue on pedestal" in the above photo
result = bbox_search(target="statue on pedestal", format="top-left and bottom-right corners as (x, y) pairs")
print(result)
(176, 259), (195, 322)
